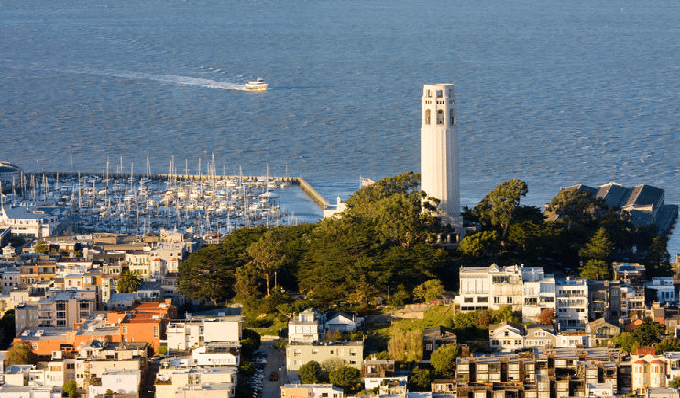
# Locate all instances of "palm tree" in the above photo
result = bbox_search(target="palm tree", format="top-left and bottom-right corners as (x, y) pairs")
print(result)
(117, 270), (142, 293)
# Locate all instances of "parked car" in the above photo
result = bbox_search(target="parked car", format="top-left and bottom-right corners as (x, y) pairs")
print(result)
(269, 371), (279, 381)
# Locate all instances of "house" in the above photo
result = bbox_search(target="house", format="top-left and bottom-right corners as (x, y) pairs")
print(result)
(325, 311), (363, 333)
(288, 308), (324, 343)
(524, 324), (556, 348)
(556, 332), (590, 348)
(488, 322), (524, 352)
(586, 318), (620, 347)
(631, 353), (667, 393)
(422, 326), (457, 359)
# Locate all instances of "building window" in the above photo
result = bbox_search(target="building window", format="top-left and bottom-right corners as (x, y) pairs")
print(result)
(507, 297), (513, 304)
(425, 109), (431, 125)
(154, 326), (159, 338)
(437, 110), (444, 124)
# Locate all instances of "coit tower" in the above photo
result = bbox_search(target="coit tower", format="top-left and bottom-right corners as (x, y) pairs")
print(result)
(420, 83), (462, 229)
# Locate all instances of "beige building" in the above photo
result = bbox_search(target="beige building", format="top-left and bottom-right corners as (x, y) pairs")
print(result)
(286, 341), (363, 371)
(631, 354), (667, 394)
(281, 384), (344, 398)
(155, 365), (237, 398)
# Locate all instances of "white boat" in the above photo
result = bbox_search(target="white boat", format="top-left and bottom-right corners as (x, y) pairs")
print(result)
(244, 78), (268, 91)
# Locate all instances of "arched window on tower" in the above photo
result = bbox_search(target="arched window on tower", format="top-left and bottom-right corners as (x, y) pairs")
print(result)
(450, 109), (455, 125)
(437, 109), (444, 124)
(436, 90), (443, 98)
(425, 109), (431, 124)
(427, 89), (432, 98)
(448, 89), (453, 98)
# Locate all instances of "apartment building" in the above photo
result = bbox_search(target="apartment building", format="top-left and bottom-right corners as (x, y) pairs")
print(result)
(457, 265), (559, 324)
(286, 341), (363, 371)
(166, 312), (243, 352)
(555, 277), (588, 331)
(155, 360), (237, 398)
(15, 289), (97, 331)
(454, 346), (625, 398)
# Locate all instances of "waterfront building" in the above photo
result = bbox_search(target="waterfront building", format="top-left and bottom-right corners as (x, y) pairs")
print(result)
(420, 84), (463, 238)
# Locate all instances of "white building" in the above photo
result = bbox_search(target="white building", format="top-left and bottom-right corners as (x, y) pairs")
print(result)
(555, 278), (589, 331)
(87, 369), (141, 398)
(647, 277), (677, 305)
(0, 205), (64, 238)
(288, 308), (324, 343)
(420, 84), (463, 236)
(489, 322), (524, 352)
(457, 264), (556, 323)
(166, 314), (243, 352)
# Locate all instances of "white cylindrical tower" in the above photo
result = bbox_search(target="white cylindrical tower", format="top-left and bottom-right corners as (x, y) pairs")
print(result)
(420, 84), (462, 227)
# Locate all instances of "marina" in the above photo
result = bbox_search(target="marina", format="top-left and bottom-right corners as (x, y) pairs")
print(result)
(0, 169), (324, 239)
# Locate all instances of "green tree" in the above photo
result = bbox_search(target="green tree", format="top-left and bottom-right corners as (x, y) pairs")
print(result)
(387, 285), (410, 306)
(240, 329), (261, 360)
(656, 337), (680, 354)
(632, 320), (664, 347)
(178, 226), (267, 305)
(0, 309), (16, 349)
(62, 380), (80, 398)
(329, 366), (362, 394)
(579, 260), (612, 280)
(407, 367), (432, 392)
(6, 341), (38, 365)
(34, 241), (49, 254)
(299, 360), (325, 384)
(116, 270), (142, 293)
(645, 236), (673, 279)
(474, 179), (528, 241)
(430, 344), (459, 377)
(669, 377), (680, 389)
(545, 187), (599, 231)
(579, 227), (614, 262)
(610, 332), (638, 354)
(413, 279), (444, 303)
(247, 230), (287, 296)
(458, 230), (499, 258)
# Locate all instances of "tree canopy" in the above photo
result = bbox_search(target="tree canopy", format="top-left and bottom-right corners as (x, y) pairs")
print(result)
(474, 179), (528, 241)
(430, 343), (459, 377)
(117, 270), (142, 293)
(6, 341), (38, 365)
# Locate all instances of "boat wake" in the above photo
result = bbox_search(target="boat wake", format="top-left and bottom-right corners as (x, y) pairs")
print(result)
(87, 69), (248, 90)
